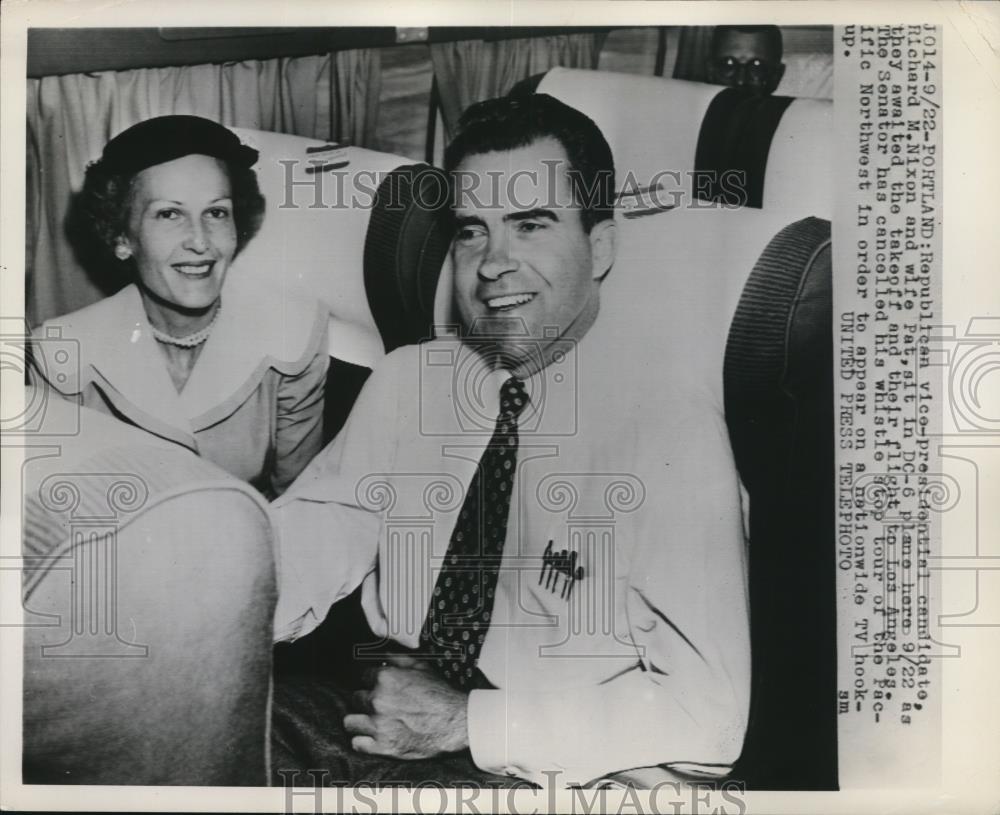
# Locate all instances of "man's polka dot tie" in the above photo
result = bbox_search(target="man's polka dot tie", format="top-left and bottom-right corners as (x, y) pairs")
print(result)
(420, 376), (528, 690)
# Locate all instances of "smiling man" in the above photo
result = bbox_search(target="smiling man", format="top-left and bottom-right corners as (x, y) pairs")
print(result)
(448, 133), (613, 382)
(272, 94), (750, 788)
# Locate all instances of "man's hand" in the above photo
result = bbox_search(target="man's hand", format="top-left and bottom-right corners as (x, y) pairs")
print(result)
(344, 658), (470, 759)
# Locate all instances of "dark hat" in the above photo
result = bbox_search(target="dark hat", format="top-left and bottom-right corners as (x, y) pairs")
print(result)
(99, 115), (259, 176)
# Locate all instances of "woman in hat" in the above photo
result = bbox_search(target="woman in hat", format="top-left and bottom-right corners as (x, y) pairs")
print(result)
(32, 115), (329, 498)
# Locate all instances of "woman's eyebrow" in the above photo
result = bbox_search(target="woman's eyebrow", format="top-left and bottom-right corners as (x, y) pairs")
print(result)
(145, 196), (232, 207)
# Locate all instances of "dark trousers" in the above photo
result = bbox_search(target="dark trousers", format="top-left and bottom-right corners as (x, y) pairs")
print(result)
(270, 589), (522, 788)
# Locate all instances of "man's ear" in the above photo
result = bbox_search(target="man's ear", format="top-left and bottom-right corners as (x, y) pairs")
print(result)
(589, 218), (617, 281)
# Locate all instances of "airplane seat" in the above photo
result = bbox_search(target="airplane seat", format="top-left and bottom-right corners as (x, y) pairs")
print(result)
(231, 128), (451, 441)
(523, 67), (833, 221)
(723, 217), (836, 790)
(22, 392), (276, 785)
(605, 205), (836, 790)
(504, 73), (837, 788)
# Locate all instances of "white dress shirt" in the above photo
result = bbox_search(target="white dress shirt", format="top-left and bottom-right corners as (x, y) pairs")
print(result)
(273, 214), (752, 786)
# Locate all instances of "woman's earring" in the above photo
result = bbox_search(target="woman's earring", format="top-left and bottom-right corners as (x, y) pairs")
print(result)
(114, 243), (132, 261)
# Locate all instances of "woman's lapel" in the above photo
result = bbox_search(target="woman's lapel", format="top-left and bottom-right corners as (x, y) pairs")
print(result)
(83, 286), (197, 447)
(178, 270), (272, 428)
(84, 270), (322, 437)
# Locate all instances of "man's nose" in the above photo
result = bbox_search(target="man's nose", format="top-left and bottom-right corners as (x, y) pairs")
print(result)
(478, 237), (518, 280)
(184, 219), (209, 253)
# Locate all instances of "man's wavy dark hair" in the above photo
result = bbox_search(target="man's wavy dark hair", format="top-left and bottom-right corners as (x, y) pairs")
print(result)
(71, 156), (265, 287)
(443, 93), (615, 234)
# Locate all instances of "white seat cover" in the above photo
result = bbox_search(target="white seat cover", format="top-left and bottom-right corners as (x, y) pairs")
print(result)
(232, 128), (414, 367)
(537, 68), (720, 202)
(537, 68), (833, 222)
(760, 98), (833, 219)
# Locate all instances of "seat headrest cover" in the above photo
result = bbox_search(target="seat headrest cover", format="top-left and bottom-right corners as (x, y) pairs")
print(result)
(231, 127), (433, 367)
(761, 99), (834, 218)
(608, 206), (807, 397)
(231, 127), (411, 331)
(537, 68), (721, 197)
(775, 53), (834, 99)
(694, 89), (795, 209)
(364, 165), (451, 352)
(537, 68), (833, 222)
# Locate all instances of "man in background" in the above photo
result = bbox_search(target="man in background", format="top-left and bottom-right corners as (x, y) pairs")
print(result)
(707, 25), (785, 95)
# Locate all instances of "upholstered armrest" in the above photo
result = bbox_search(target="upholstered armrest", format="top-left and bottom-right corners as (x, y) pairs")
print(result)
(723, 217), (836, 789)
(22, 393), (277, 785)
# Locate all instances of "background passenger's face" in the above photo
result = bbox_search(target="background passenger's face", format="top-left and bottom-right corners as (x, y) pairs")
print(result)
(709, 30), (783, 95)
(121, 154), (237, 312)
(450, 138), (610, 376)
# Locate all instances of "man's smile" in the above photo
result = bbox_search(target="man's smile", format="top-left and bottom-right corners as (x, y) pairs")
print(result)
(484, 292), (537, 311)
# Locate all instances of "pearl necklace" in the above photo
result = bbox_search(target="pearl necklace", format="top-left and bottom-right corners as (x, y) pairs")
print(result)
(150, 303), (221, 348)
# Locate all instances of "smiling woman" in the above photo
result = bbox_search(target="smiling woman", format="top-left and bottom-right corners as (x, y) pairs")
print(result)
(117, 154), (239, 390)
(30, 116), (330, 499)
(125, 156), (237, 314)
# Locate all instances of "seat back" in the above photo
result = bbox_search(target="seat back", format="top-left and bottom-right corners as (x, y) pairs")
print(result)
(22, 393), (276, 785)
(603, 206), (836, 790)
(520, 90), (838, 779)
(231, 129), (450, 369)
(534, 67), (833, 221)
(724, 217), (836, 789)
(230, 128), (451, 440)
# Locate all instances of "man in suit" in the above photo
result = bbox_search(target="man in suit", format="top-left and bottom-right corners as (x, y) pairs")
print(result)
(272, 93), (750, 788)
